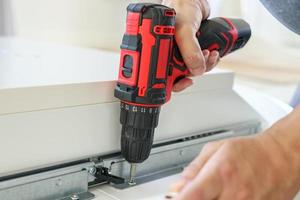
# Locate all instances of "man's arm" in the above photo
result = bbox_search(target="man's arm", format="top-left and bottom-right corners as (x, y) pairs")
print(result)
(170, 106), (300, 200)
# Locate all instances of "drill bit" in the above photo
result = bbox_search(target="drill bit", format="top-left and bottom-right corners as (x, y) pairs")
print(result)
(128, 163), (137, 186)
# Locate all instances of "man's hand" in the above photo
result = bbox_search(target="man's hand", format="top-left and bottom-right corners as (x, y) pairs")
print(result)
(169, 107), (300, 200)
(162, 0), (220, 92)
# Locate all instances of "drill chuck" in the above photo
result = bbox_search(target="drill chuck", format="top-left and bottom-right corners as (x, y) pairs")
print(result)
(120, 102), (160, 163)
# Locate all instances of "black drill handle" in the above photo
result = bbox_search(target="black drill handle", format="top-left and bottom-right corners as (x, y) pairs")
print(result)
(172, 17), (251, 71)
(199, 18), (251, 55)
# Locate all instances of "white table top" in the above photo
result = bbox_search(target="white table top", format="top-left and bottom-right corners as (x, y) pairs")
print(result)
(0, 37), (229, 90)
(0, 37), (119, 89)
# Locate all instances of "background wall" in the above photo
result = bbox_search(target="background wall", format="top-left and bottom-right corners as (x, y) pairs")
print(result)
(0, 0), (14, 35)
(1, 0), (299, 102)
(2, 0), (299, 51)
(0, 0), (3, 34)
(1, 0), (160, 51)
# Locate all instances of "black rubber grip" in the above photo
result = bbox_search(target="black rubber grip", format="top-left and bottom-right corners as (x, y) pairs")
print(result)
(120, 102), (160, 163)
(197, 18), (251, 55)
(173, 18), (251, 68)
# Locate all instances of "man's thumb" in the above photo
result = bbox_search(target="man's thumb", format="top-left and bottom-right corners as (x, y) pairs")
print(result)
(175, 25), (206, 75)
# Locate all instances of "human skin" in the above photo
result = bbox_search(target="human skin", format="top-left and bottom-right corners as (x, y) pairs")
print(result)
(162, 0), (220, 92)
(170, 106), (300, 200)
(162, 0), (300, 199)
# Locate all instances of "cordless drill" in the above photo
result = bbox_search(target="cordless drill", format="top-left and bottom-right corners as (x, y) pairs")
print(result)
(114, 3), (251, 184)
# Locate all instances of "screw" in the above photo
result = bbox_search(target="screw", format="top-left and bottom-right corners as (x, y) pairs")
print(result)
(88, 167), (97, 175)
(55, 178), (63, 187)
(179, 150), (184, 156)
(70, 194), (79, 200)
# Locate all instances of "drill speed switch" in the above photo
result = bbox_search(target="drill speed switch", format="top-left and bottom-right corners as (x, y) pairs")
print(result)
(115, 3), (251, 169)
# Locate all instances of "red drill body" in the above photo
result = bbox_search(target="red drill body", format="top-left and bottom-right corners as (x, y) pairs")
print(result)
(114, 3), (251, 165)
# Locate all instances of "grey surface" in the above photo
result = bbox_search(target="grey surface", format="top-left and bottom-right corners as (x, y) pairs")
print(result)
(0, 0), (4, 35)
(260, 0), (300, 34)
(0, 0), (14, 35)
(0, 171), (90, 200)
(0, 162), (95, 200)
(291, 85), (300, 108)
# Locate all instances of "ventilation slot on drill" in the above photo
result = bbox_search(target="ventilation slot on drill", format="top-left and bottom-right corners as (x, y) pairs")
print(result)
(165, 10), (175, 17)
(154, 26), (175, 35)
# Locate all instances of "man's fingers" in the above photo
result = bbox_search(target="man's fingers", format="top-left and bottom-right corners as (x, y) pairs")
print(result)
(170, 141), (225, 193)
(169, 179), (189, 193)
(202, 49), (210, 61)
(175, 161), (222, 200)
(181, 141), (223, 180)
(172, 50), (219, 92)
(200, 0), (211, 19)
(164, 0), (211, 77)
(206, 51), (220, 72)
(173, 78), (193, 92)
(175, 25), (206, 75)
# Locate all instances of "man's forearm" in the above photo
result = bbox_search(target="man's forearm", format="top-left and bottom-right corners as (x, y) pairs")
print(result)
(268, 106), (300, 190)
